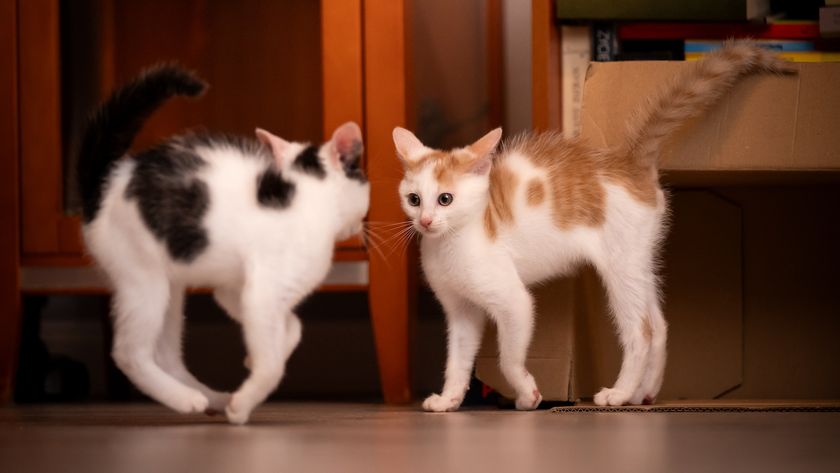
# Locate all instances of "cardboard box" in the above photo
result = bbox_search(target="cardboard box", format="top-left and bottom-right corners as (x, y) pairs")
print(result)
(476, 62), (840, 402)
(581, 62), (840, 173)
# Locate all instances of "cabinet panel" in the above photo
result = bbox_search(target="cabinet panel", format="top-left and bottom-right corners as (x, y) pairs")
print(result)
(21, 0), (328, 262)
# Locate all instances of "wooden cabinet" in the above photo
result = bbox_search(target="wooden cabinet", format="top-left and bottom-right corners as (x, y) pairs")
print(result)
(1, 0), (415, 404)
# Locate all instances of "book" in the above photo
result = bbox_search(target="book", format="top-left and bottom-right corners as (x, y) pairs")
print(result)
(686, 51), (840, 62)
(821, 7), (840, 38)
(618, 21), (820, 40)
(685, 40), (816, 53)
(560, 25), (591, 137)
(592, 23), (620, 61)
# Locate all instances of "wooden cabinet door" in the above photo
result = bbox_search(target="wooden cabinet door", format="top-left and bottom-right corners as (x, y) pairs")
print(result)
(18, 0), (366, 267)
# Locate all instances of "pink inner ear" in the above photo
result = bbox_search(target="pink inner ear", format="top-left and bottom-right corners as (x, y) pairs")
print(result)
(392, 127), (425, 162)
(470, 155), (493, 175)
(469, 127), (503, 158)
(255, 128), (290, 166)
(332, 122), (363, 157)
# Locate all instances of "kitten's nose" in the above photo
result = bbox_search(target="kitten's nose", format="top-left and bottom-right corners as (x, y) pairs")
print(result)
(420, 216), (433, 228)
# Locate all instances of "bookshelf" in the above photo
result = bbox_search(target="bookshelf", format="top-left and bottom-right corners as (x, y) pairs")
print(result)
(534, 0), (838, 138)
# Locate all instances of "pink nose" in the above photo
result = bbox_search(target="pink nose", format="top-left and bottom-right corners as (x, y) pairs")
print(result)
(420, 216), (432, 228)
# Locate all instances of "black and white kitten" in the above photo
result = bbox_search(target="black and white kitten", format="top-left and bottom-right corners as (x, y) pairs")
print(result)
(78, 66), (369, 424)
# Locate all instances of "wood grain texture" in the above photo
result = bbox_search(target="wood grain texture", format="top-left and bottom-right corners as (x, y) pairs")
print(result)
(322, 0), (364, 138)
(531, 0), (561, 131)
(322, 0), (366, 252)
(364, 0), (415, 404)
(486, 0), (505, 129)
(0, 0), (21, 404)
(18, 0), (63, 254)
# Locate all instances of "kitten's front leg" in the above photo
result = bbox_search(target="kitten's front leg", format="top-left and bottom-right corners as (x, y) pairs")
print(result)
(423, 292), (486, 413)
(486, 283), (542, 411)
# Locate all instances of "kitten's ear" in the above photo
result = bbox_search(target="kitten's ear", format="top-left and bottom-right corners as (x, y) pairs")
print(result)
(330, 121), (364, 168)
(467, 127), (502, 175)
(392, 127), (427, 165)
(255, 128), (291, 166)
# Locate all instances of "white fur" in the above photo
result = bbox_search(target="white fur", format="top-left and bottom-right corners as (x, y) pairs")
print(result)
(84, 133), (369, 424)
(398, 141), (668, 412)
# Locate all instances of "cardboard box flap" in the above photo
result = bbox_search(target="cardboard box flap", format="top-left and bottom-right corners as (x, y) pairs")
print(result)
(580, 62), (840, 172)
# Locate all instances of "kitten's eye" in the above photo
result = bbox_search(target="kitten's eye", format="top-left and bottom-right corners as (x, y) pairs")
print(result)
(407, 193), (421, 207)
(438, 193), (453, 206)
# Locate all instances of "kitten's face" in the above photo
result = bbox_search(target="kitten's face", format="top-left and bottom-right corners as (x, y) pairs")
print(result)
(330, 150), (369, 241)
(393, 128), (502, 238)
(257, 122), (369, 241)
(398, 154), (489, 237)
(321, 122), (369, 241)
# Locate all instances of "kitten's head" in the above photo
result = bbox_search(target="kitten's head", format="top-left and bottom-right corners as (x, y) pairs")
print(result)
(392, 127), (502, 238)
(257, 122), (369, 241)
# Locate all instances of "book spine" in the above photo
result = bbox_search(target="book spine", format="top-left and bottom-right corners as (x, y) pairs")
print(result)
(561, 25), (592, 137)
(619, 22), (820, 40)
(686, 51), (840, 62)
(820, 7), (840, 38)
(592, 23), (619, 61)
(685, 40), (816, 53)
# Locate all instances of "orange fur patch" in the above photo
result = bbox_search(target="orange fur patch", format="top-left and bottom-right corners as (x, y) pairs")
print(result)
(433, 150), (476, 186)
(483, 163), (518, 239)
(525, 178), (546, 206)
(507, 132), (659, 229)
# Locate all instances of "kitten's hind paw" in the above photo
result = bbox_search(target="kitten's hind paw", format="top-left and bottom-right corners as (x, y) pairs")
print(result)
(422, 393), (462, 412)
(593, 387), (632, 407)
(515, 389), (542, 410)
(225, 395), (253, 425)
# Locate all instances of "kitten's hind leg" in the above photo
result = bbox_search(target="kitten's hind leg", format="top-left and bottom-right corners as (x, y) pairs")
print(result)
(593, 266), (657, 406)
(156, 285), (231, 414)
(422, 291), (486, 413)
(225, 278), (298, 425)
(632, 296), (667, 404)
(111, 280), (209, 414)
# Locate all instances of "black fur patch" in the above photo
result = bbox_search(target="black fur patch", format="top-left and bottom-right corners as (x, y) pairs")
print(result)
(293, 145), (325, 178)
(78, 65), (206, 223)
(124, 143), (210, 262)
(257, 166), (296, 209)
(341, 141), (367, 183)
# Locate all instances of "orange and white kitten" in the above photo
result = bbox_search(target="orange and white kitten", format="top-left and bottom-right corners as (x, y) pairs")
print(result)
(392, 42), (794, 411)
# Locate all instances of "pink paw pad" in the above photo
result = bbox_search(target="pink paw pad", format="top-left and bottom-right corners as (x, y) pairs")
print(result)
(532, 389), (542, 407)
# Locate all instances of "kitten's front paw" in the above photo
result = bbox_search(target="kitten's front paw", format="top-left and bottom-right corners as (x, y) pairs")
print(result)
(422, 393), (462, 412)
(515, 389), (543, 411)
(593, 387), (632, 407)
(171, 391), (210, 414)
(225, 395), (253, 425)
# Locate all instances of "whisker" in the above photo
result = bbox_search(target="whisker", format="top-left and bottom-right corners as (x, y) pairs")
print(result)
(388, 226), (417, 259)
(362, 229), (391, 268)
(365, 221), (414, 229)
(383, 228), (412, 258)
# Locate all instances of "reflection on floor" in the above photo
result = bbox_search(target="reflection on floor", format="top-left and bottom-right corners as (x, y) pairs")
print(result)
(1, 402), (839, 473)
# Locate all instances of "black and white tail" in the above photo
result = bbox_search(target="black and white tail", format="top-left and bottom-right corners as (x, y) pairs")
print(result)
(625, 41), (796, 168)
(77, 65), (207, 223)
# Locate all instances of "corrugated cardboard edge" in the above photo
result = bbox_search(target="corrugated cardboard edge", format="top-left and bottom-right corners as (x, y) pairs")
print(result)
(551, 401), (840, 413)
